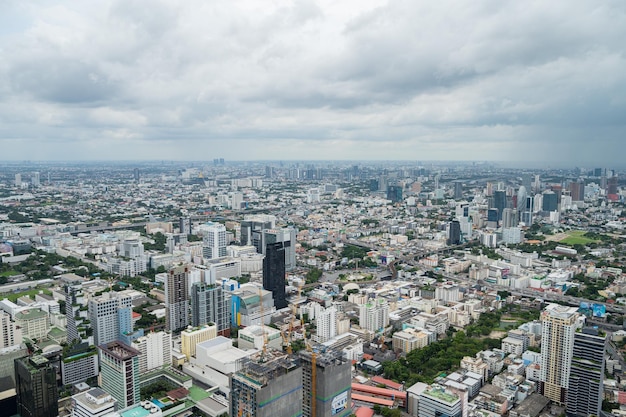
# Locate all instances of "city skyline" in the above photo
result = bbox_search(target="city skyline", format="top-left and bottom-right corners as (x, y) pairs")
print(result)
(1, 1), (625, 165)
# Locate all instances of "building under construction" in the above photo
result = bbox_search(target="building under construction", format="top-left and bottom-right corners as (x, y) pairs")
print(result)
(299, 347), (352, 417)
(230, 350), (302, 417)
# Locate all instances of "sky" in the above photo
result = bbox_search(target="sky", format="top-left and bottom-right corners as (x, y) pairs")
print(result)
(1, 0), (625, 166)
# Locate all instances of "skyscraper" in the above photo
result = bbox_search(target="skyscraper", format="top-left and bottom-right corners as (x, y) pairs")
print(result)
(165, 265), (189, 332)
(191, 282), (230, 336)
(201, 222), (227, 259)
(493, 190), (507, 222)
(240, 214), (276, 249)
(65, 284), (82, 344)
(263, 242), (288, 309)
(566, 327), (606, 417)
(542, 191), (558, 212)
(15, 355), (58, 417)
(261, 228), (297, 271)
(98, 341), (140, 409)
(179, 217), (191, 235)
(88, 291), (133, 347)
(540, 304), (579, 404)
(300, 348), (352, 417)
(453, 181), (463, 200)
(387, 185), (403, 203)
(358, 299), (389, 332)
(448, 220), (461, 245)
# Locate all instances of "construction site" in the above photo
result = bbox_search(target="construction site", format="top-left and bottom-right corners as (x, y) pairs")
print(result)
(230, 350), (303, 417)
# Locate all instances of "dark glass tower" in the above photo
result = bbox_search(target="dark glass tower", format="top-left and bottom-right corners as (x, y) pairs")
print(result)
(448, 220), (461, 245)
(263, 242), (288, 309)
(15, 356), (58, 417)
(566, 328), (606, 417)
(493, 190), (507, 221)
(191, 282), (230, 336)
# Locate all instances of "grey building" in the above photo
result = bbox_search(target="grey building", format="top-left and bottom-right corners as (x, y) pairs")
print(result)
(15, 355), (58, 417)
(566, 328), (606, 417)
(300, 348), (352, 417)
(190, 282), (230, 336)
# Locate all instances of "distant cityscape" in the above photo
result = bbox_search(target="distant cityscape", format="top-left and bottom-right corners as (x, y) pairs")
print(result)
(0, 160), (625, 417)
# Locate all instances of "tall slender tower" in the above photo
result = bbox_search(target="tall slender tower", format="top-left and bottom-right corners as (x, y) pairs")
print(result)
(190, 282), (230, 336)
(98, 341), (140, 409)
(165, 265), (189, 332)
(15, 355), (58, 417)
(263, 242), (287, 310)
(540, 304), (579, 404)
(566, 327), (606, 417)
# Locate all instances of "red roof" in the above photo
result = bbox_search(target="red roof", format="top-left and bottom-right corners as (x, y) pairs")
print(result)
(362, 353), (374, 361)
(132, 312), (141, 319)
(351, 393), (394, 407)
(371, 376), (403, 390)
(355, 407), (375, 417)
(352, 383), (407, 400)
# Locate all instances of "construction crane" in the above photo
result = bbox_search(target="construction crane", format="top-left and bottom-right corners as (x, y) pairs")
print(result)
(259, 287), (268, 357)
(302, 315), (317, 417)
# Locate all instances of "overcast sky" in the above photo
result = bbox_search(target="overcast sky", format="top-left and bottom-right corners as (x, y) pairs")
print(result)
(1, 1), (625, 166)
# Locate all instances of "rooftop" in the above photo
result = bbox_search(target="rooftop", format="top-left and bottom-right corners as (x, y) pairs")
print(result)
(99, 341), (141, 360)
(423, 386), (459, 404)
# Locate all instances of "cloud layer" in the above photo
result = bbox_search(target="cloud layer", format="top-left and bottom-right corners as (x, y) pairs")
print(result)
(1, 0), (625, 166)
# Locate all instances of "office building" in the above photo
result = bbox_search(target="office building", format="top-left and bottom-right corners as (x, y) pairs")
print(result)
(448, 220), (461, 245)
(502, 208), (518, 228)
(15, 355), (58, 417)
(261, 228), (297, 271)
(238, 325), (282, 351)
(520, 196), (534, 226)
(179, 217), (191, 235)
(15, 308), (49, 339)
(263, 242), (288, 310)
(14, 173), (21, 187)
(569, 180), (585, 202)
(98, 341), (140, 409)
(32, 172), (40, 187)
(165, 265), (189, 332)
(565, 328), (606, 417)
(240, 215), (276, 250)
(230, 350), (302, 417)
(201, 222), (227, 259)
(89, 291), (133, 347)
(229, 285), (276, 327)
(131, 331), (172, 373)
(300, 348), (352, 417)
(72, 387), (117, 417)
(190, 282), (230, 336)
(540, 304), (579, 404)
(542, 191), (558, 212)
(387, 185), (403, 203)
(493, 190), (507, 221)
(454, 181), (463, 200)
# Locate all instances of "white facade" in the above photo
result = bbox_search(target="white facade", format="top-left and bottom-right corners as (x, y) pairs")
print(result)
(315, 306), (337, 343)
(132, 331), (172, 373)
(201, 222), (227, 259)
(0, 310), (22, 348)
(72, 387), (117, 417)
(358, 299), (389, 332)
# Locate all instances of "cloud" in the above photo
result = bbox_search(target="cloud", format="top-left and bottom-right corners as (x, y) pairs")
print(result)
(0, 0), (625, 165)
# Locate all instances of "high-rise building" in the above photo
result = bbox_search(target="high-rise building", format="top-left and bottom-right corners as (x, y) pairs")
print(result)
(453, 181), (463, 200)
(263, 242), (288, 310)
(358, 299), (389, 332)
(448, 220), (461, 245)
(240, 215), (276, 249)
(61, 344), (99, 386)
(540, 304), (579, 404)
(179, 217), (192, 235)
(131, 331), (172, 373)
(201, 222), (228, 259)
(566, 328), (606, 417)
(315, 306), (337, 343)
(300, 348), (352, 417)
(520, 196), (534, 226)
(502, 208), (518, 228)
(15, 355), (58, 417)
(261, 228), (297, 271)
(569, 180), (585, 202)
(517, 186), (528, 212)
(493, 190), (507, 221)
(387, 185), (403, 203)
(89, 291), (133, 347)
(31, 172), (40, 187)
(181, 324), (217, 360)
(230, 350), (302, 417)
(98, 341), (140, 409)
(191, 282), (230, 336)
(14, 173), (22, 187)
(0, 310), (22, 349)
(65, 284), (82, 344)
(165, 265), (189, 332)
(542, 191), (558, 212)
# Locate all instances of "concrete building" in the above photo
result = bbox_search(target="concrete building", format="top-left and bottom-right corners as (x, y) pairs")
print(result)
(238, 325), (282, 351)
(72, 387), (117, 417)
(263, 241), (288, 310)
(392, 328), (430, 354)
(201, 222), (227, 259)
(88, 291), (133, 347)
(358, 299), (389, 333)
(165, 265), (189, 332)
(315, 306), (337, 343)
(540, 304), (579, 404)
(299, 348), (352, 417)
(181, 324), (217, 360)
(15, 355), (58, 417)
(230, 350), (302, 417)
(261, 228), (297, 271)
(190, 282), (230, 336)
(230, 284), (276, 327)
(0, 309), (22, 348)
(61, 345), (99, 385)
(98, 341), (141, 409)
(418, 384), (462, 417)
(131, 331), (172, 373)
(15, 308), (49, 340)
